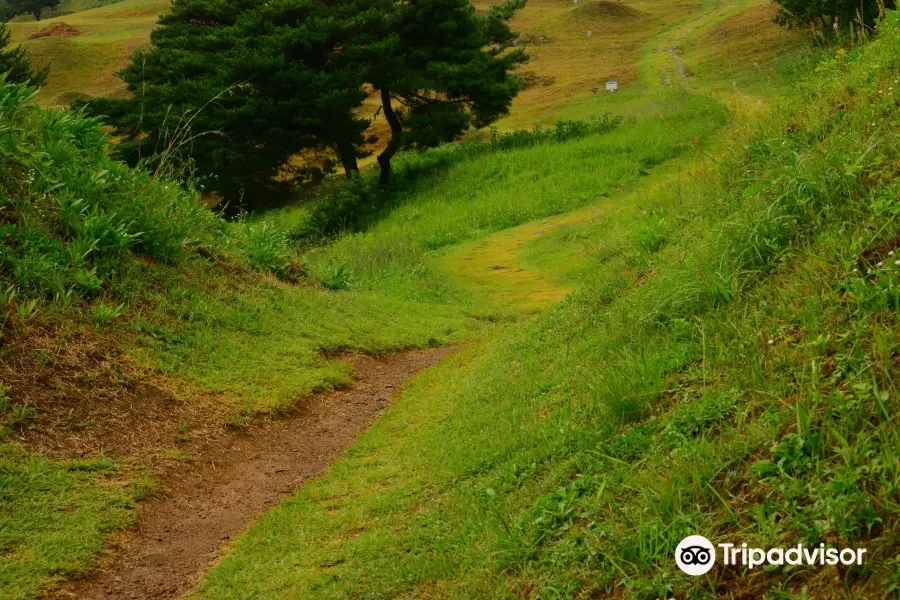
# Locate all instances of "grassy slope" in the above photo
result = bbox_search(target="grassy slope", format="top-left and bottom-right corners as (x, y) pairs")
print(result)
(0, 3), (724, 596)
(0, 446), (148, 600)
(0, 1), (813, 598)
(193, 14), (900, 600)
(303, 92), (723, 302)
(8, 0), (168, 107)
(0, 75), (475, 600)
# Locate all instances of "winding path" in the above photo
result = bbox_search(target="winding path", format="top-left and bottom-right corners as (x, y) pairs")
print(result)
(51, 349), (456, 600)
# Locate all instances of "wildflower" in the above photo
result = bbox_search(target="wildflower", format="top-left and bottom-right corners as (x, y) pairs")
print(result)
(768, 339), (775, 345)
(895, 260), (900, 265)
(890, 251), (895, 256)
(878, 261), (884, 267)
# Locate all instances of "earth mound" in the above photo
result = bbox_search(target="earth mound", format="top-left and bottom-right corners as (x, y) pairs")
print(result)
(27, 22), (79, 40)
(569, 1), (645, 21)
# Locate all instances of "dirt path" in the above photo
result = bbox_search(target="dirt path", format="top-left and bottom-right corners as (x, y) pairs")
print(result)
(50, 347), (455, 600)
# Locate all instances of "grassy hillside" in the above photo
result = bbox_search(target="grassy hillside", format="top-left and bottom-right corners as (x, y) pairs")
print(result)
(8, 0), (804, 139)
(191, 13), (900, 600)
(0, 47), (725, 600)
(7, 0), (886, 598)
(0, 80), (483, 596)
(7, 0), (168, 106)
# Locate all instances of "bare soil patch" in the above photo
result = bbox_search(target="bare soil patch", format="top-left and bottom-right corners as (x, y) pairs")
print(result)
(27, 23), (79, 40)
(2, 322), (230, 465)
(522, 70), (557, 89)
(40, 346), (455, 600)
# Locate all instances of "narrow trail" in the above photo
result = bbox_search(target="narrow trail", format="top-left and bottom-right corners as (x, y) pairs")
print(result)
(648, 0), (752, 92)
(437, 220), (573, 314)
(439, 1), (761, 310)
(50, 347), (456, 600)
(437, 200), (624, 313)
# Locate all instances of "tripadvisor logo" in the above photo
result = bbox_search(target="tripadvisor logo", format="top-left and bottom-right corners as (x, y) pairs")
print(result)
(676, 535), (715, 576)
(675, 535), (868, 576)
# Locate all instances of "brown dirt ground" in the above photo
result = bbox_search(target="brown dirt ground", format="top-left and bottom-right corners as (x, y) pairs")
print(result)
(3, 322), (231, 465)
(26, 23), (79, 40)
(38, 346), (456, 600)
(1, 322), (455, 599)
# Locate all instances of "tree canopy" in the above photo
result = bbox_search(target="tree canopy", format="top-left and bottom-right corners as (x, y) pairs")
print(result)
(84, 0), (526, 201)
(367, 0), (527, 183)
(82, 0), (372, 200)
(773, 0), (896, 31)
(0, 0), (60, 21)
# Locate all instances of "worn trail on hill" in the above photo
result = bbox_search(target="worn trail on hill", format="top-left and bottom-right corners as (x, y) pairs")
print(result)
(52, 348), (455, 600)
(41, 3), (748, 599)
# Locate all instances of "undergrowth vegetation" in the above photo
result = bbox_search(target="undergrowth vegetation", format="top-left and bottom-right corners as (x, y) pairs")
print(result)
(0, 84), (488, 413)
(298, 91), (721, 301)
(193, 12), (900, 599)
(303, 113), (624, 238)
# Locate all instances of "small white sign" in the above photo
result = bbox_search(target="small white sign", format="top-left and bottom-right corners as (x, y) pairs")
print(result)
(587, 30), (592, 38)
(605, 80), (618, 92)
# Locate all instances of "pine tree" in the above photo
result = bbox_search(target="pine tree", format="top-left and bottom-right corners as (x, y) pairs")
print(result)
(83, 0), (371, 201)
(82, 0), (527, 197)
(368, 0), (527, 184)
(0, 23), (47, 87)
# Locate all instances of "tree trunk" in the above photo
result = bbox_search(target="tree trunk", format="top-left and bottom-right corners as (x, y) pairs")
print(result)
(336, 141), (359, 178)
(376, 87), (402, 186)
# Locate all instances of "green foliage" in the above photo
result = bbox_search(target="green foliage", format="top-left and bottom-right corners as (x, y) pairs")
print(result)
(0, 78), (225, 304)
(366, 0), (527, 183)
(84, 0), (528, 195)
(773, 0), (894, 30)
(241, 221), (290, 276)
(304, 173), (385, 239)
(0, 0), (59, 21)
(81, 0), (374, 201)
(487, 114), (622, 150)
(0, 24), (47, 86)
(89, 301), (123, 326)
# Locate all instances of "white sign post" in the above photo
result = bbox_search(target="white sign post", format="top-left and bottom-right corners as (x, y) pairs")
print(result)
(605, 81), (618, 92)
